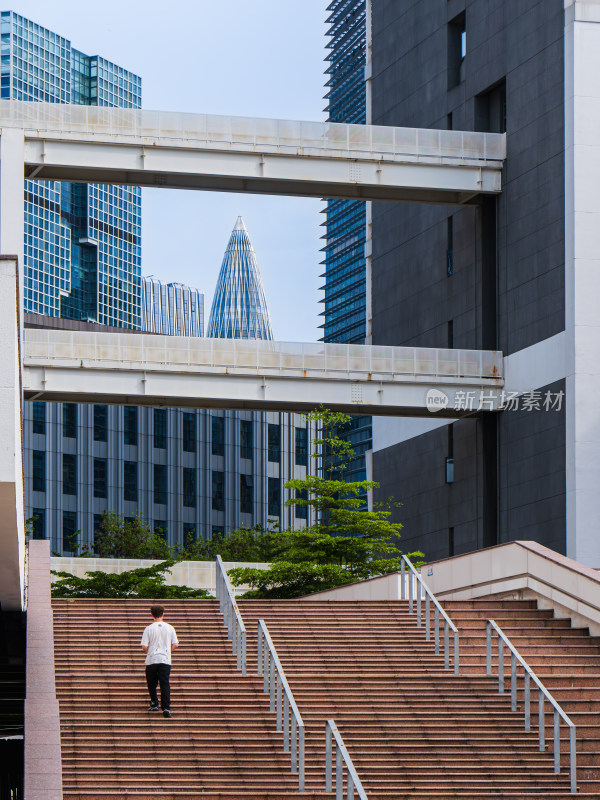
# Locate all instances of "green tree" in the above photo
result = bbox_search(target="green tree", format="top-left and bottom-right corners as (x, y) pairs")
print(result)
(95, 511), (170, 559)
(51, 560), (210, 599)
(176, 524), (285, 563)
(228, 407), (423, 598)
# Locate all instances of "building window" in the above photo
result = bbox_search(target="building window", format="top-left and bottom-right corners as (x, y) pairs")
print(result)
(62, 453), (77, 496)
(446, 424), (454, 483)
(93, 457), (108, 499)
(240, 474), (253, 515)
(154, 408), (167, 449)
(475, 79), (506, 133)
(448, 12), (466, 89)
(32, 402), (46, 435)
(295, 489), (308, 520)
(31, 508), (45, 540)
(268, 477), (280, 518)
(240, 420), (253, 460)
(93, 405), (108, 442)
(268, 424), (280, 462)
(183, 412), (196, 453)
(183, 467), (196, 508)
(449, 526), (455, 557)
(295, 427), (308, 467)
(62, 510), (77, 553)
(124, 406), (138, 446)
(212, 416), (224, 456)
(93, 513), (103, 553)
(32, 450), (45, 492)
(212, 470), (224, 511)
(63, 403), (77, 439)
(447, 216), (453, 277)
(124, 461), (137, 502)
(183, 522), (197, 544)
(154, 464), (167, 505)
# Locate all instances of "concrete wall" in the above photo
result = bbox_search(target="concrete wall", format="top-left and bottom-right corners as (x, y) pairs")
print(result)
(370, 0), (568, 561)
(50, 557), (269, 596)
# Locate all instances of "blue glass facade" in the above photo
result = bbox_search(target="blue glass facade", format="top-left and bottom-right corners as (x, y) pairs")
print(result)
(323, 0), (371, 484)
(1, 10), (142, 327)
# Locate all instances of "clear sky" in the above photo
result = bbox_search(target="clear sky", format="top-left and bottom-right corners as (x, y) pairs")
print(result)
(10, 0), (329, 341)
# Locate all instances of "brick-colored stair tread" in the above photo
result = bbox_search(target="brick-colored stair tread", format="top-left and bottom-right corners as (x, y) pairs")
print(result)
(53, 596), (600, 798)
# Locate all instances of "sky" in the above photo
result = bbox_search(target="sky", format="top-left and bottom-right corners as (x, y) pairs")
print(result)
(11, 0), (330, 341)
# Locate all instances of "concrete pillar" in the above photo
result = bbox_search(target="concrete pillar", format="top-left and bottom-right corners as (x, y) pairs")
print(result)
(0, 256), (24, 609)
(564, 0), (600, 564)
(24, 539), (63, 800)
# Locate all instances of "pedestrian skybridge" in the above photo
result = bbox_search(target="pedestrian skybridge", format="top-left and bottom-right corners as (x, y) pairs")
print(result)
(23, 328), (504, 417)
(0, 100), (506, 204)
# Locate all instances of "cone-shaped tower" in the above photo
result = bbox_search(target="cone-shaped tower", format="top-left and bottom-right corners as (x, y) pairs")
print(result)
(207, 217), (273, 340)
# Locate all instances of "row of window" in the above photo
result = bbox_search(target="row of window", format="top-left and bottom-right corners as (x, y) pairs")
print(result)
(31, 404), (309, 466)
(31, 453), (304, 519)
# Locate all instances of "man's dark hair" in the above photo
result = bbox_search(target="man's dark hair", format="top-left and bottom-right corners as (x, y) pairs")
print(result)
(150, 605), (165, 619)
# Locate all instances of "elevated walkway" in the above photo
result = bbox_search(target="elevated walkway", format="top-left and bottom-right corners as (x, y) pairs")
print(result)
(0, 100), (506, 204)
(23, 328), (503, 417)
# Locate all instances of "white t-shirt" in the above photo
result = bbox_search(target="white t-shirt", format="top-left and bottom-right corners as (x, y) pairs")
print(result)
(141, 620), (178, 666)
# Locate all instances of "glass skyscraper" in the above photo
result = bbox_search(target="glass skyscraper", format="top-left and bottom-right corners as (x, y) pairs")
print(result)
(1, 10), (142, 327)
(207, 217), (273, 340)
(322, 0), (371, 485)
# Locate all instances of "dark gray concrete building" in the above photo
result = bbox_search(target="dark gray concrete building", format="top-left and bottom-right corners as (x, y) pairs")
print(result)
(369, 0), (575, 563)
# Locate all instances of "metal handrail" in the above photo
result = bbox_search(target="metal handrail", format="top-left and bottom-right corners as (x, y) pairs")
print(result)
(215, 555), (247, 675)
(326, 719), (368, 800)
(486, 619), (576, 793)
(257, 620), (305, 792)
(401, 555), (460, 675)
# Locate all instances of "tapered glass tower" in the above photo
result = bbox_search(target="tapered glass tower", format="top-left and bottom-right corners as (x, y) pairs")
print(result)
(207, 217), (273, 340)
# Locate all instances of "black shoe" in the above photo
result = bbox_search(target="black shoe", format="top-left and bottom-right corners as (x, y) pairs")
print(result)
(148, 704), (159, 712)
(163, 709), (171, 718)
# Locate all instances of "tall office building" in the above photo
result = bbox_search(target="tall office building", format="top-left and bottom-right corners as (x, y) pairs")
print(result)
(322, 0), (371, 486)
(25, 220), (313, 552)
(142, 277), (204, 337)
(1, 10), (142, 327)
(368, 0), (588, 562)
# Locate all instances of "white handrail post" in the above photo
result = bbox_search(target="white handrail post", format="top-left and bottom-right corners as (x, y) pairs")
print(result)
(511, 652), (517, 712)
(325, 722), (332, 793)
(454, 631), (459, 676)
(498, 637), (504, 693)
(570, 726), (577, 794)
(292, 717), (298, 773)
(524, 671), (530, 731)
(539, 690), (545, 752)
(258, 623), (263, 675)
(276, 672), (282, 731)
(486, 621), (492, 676)
(554, 710), (560, 774)
(298, 724), (305, 793)
(408, 566), (414, 612)
(416, 578), (421, 628)
(269, 653), (275, 712)
(284, 694), (290, 752)
(400, 559), (405, 599)
(425, 593), (430, 641)
(434, 607), (439, 654)
(336, 745), (343, 800)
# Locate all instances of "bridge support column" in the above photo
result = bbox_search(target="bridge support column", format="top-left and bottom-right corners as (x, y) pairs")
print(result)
(0, 128), (25, 266)
(0, 257), (24, 609)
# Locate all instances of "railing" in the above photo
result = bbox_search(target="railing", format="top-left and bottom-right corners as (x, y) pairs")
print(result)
(215, 555), (246, 675)
(257, 620), (305, 792)
(401, 555), (460, 675)
(326, 719), (369, 800)
(486, 620), (576, 793)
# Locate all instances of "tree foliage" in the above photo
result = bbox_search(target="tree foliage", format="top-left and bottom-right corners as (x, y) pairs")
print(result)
(94, 511), (171, 559)
(51, 560), (210, 599)
(228, 407), (423, 599)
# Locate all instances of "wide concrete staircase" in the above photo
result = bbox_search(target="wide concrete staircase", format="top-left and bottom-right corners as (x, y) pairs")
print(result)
(442, 598), (600, 791)
(238, 599), (593, 799)
(52, 598), (328, 799)
(52, 596), (600, 799)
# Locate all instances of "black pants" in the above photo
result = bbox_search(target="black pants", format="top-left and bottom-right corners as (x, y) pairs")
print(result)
(145, 664), (171, 710)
